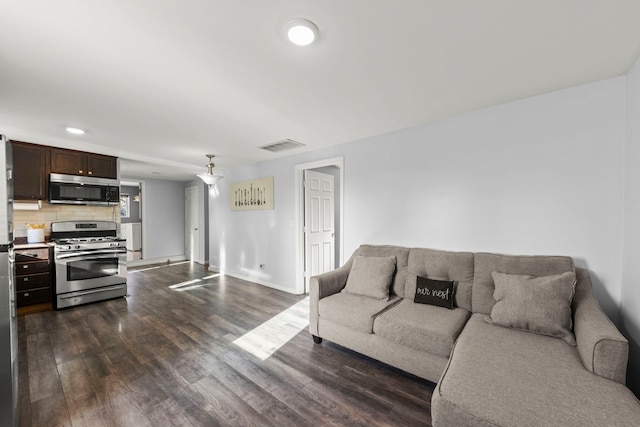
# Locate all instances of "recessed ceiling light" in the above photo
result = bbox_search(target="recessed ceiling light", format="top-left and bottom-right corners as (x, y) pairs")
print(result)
(65, 127), (86, 135)
(286, 19), (318, 46)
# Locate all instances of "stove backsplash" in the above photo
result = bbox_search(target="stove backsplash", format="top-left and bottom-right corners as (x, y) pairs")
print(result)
(13, 202), (120, 239)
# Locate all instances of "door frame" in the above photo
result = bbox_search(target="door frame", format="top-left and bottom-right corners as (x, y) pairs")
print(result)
(294, 156), (344, 294)
(120, 179), (145, 265)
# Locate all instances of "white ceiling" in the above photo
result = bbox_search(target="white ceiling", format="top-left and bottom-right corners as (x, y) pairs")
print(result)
(2, 1), (640, 181)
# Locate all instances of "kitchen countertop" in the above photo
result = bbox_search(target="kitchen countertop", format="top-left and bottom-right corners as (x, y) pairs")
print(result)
(13, 238), (54, 250)
(14, 243), (54, 250)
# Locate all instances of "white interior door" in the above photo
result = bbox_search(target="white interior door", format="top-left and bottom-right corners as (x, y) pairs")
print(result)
(304, 170), (335, 293)
(185, 186), (200, 262)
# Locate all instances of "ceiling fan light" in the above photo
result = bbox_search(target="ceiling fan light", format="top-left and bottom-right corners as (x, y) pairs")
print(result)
(197, 154), (223, 187)
(197, 173), (222, 186)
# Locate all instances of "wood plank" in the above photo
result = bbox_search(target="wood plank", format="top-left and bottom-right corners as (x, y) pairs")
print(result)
(28, 392), (72, 427)
(145, 397), (196, 427)
(92, 374), (154, 426)
(26, 332), (63, 402)
(17, 302), (52, 316)
(57, 359), (109, 427)
(209, 358), (310, 427)
(48, 324), (82, 365)
(189, 374), (275, 426)
(18, 317), (32, 427)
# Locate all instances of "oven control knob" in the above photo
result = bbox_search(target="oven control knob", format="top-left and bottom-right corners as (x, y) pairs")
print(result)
(75, 245), (81, 250)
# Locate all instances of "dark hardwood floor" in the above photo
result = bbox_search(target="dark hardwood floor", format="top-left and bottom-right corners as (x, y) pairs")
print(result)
(18, 262), (434, 426)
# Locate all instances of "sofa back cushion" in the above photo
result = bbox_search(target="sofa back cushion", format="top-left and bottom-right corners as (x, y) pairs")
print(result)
(406, 248), (475, 311)
(473, 252), (575, 315)
(356, 245), (410, 298)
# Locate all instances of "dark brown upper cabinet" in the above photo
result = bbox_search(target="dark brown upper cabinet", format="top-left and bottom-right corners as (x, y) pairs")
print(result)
(12, 141), (49, 200)
(50, 148), (117, 179)
(49, 148), (83, 176)
(86, 153), (118, 179)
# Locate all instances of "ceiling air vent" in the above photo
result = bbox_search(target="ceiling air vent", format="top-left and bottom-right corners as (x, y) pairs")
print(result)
(258, 139), (306, 153)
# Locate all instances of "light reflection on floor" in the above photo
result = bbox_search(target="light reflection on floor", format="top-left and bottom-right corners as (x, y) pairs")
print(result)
(129, 261), (191, 273)
(168, 274), (221, 291)
(155, 265), (310, 360)
(233, 297), (310, 361)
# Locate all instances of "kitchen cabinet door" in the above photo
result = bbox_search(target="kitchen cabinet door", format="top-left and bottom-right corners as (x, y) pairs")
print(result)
(12, 141), (48, 200)
(86, 153), (117, 178)
(50, 147), (85, 175)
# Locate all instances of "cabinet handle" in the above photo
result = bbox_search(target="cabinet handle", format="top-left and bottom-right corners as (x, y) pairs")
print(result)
(23, 277), (28, 282)
(24, 292), (29, 297)
(22, 265), (28, 269)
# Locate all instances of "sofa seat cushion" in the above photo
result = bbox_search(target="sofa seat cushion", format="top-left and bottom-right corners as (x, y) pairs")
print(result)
(318, 293), (401, 334)
(433, 314), (640, 427)
(373, 299), (470, 358)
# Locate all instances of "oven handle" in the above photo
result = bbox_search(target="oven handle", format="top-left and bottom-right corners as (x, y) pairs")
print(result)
(56, 249), (126, 259)
(58, 284), (126, 299)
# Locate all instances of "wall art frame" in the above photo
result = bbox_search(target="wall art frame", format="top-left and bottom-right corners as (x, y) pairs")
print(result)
(120, 194), (130, 218)
(230, 176), (274, 211)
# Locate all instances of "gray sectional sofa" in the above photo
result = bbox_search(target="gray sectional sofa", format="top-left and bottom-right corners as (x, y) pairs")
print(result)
(309, 244), (640, 426)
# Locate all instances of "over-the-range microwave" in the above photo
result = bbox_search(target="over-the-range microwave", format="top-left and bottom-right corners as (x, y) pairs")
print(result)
(49, 173), (119, 206)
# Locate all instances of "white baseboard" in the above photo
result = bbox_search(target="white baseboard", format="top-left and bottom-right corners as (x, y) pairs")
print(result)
(127, 254), (187, 268)
(213, 268), (300, 295)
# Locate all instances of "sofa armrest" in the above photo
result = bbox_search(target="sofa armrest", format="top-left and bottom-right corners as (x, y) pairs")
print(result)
(308, 266), (351, 336)
(573, 268), (628, 384)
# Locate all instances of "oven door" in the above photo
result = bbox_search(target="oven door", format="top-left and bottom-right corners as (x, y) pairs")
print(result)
(55, 248), (127, 294)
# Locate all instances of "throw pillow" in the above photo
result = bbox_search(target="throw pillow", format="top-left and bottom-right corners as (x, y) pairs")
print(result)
(343, 255), (396, 300)
(414, 276), (457, 309)
(485, 271), (577, 345)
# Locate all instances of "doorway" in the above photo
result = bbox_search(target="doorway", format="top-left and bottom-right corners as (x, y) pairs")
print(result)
(120, 180), (143, 262)
(185, 186), (202, 263)
(295, 157), (344, 294)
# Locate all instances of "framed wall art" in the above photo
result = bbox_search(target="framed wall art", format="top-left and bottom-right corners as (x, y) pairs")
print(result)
(120, 194), (130, 218)
(230, 176), (274, 211)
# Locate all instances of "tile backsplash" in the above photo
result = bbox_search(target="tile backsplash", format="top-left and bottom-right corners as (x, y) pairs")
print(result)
(13, 202), (120, 238)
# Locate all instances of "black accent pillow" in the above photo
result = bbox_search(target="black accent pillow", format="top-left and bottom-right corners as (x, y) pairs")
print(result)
(414, 276), (457, 309)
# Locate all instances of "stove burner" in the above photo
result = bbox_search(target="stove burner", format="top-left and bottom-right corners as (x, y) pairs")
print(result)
(50, 220), (121, 243)
(55, 236), (121, 244)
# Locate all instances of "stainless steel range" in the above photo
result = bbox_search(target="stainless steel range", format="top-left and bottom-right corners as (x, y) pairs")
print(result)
(51, 221), (127, 309)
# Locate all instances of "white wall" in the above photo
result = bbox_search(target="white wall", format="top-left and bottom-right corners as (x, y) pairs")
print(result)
(621, 55), (640, 395)
(209, 158), (303, 291)
(210, 77), (627, 325)
(142, 178), (186, 260)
